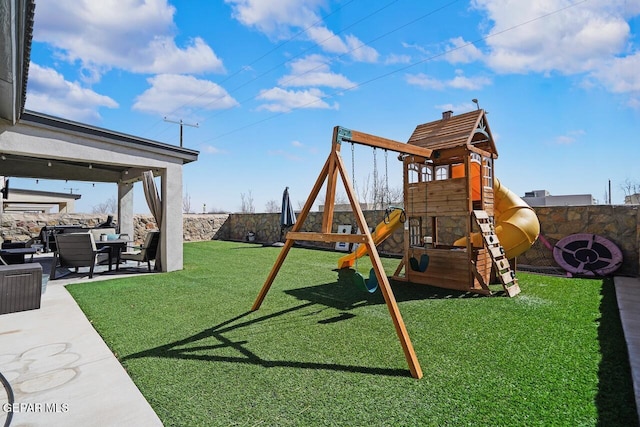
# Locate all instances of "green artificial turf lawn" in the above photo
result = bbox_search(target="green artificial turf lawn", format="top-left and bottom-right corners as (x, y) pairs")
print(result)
(67, 241), (637, 426)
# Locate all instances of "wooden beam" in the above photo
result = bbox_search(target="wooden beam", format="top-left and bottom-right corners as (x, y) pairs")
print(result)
(393, 257), (406, 277)
(342, 128), (433, 158)
(252, 239), (295, 311)
(296, 154), (331, 229)
(322, 143), (339, 233)
(286, 232), (367, 243)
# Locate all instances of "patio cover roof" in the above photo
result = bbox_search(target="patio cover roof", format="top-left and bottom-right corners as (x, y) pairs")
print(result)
(0, 0), (198, 184)
(1, 0), (199, 273)
(1, 110), (198, 184)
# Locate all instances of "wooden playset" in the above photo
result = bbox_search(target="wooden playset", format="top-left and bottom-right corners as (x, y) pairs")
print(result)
(252, 109), (539, 379)
(395, 109), (525, 297)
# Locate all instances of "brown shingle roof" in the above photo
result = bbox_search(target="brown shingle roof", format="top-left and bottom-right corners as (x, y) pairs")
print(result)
(407, 110), (497, 155)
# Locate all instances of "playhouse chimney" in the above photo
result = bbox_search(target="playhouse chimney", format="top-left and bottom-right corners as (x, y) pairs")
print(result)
(442, 110), (453, 120)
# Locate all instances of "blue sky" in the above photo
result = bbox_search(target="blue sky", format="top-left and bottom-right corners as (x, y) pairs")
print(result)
(16, 0), (640, 213)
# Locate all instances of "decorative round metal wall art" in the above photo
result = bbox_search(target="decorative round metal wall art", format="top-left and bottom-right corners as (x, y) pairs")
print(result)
(552, 233), (623, 276)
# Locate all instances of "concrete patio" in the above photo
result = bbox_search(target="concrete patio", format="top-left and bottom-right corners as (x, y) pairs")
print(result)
(0, 256), (162, 426)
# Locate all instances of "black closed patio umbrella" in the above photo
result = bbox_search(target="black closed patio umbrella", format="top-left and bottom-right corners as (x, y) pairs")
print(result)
(275, 187), (296, 246)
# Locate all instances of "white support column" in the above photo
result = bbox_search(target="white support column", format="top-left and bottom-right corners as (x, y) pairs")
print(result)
(161, 164), (183, 272)
(118, 182), (134, 239)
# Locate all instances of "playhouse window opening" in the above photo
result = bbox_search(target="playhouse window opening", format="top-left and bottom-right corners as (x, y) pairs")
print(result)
(422, 164), (433, 182)
(409, 217), (422, 247)
(408, 163), (419, 184)
(482, 156), (493, 188)
(435, 165), (449, 180)
(408, 162), (433, 184)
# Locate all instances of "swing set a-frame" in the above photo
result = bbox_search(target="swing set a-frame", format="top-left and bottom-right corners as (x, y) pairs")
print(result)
(251, 125), (433, 379)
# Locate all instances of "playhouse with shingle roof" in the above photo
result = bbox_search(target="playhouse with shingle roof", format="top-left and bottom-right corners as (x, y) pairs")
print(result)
(397, 109), (527, 296)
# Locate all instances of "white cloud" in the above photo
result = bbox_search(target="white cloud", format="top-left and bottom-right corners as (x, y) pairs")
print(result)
(225, 0), (379, 62)
(278, 54), (354, 88)
(627, 96), (640, 110)
(406, 71), (492, 91)
(591, 52), (640, 93)
(133, 74), (238, 116)
(468, 0), (640, 105)
(345, 35), (379, 63)
(225, 0), (321, 37)
(306, 25), (349, 53)
(203, 145), (225, 155)
(130, 37), (224, 75)
(25, 63), (118, 122)
(256, 87), (337, 112)
(449, 73), (492, 90)
(402, 42), (430, 56)
(384, 53), (412, 65)
(33, 0), (224, 80)
(554, 129), (585, 145)
(405, 74), (445, 90)
(443, 37), (483, 64)
(291, 140), (303, 147)
(471, 0), (637, 75)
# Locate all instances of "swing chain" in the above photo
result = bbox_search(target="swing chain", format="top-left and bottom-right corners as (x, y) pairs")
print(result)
(373, 147), (378, 209)
(351, 141), (360, 272)
(384, 206), (406, 224)
(384, 149), (389, 207)
(351, 142), (357, 197)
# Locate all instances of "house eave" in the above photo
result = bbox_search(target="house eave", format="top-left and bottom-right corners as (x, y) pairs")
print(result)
(21, 110), (200, 164)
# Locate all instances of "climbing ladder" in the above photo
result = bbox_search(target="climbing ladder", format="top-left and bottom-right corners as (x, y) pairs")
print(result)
(473, 210), (521, 297)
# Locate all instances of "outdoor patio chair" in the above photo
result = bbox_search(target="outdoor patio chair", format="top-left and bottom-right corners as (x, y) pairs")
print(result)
(120, 231), (159, 271)
(50, 232), (111, 279)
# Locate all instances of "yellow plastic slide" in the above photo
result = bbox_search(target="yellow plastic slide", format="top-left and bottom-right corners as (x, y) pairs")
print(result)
(337, 208), (405, 269)
(454, 178), (540, 259)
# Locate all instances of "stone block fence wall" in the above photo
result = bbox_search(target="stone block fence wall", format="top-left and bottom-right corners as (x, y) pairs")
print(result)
(1, 205), (638, 276)
(218, 205), (640, 277)
(0, 213), (229, 245)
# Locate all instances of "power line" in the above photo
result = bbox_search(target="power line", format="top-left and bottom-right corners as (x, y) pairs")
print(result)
(198, 0), (589, 144)
(192, 1), (402, 119)
(197, 0), (460, 126)
(163, 117), (199, 147)
(138, 0), (359, 138)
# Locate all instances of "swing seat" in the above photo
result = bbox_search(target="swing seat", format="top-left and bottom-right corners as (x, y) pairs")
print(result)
(366, 268), (378, 293)
(409, 254), (430, 272)
(352, 270), (378, 293)
(339, 268), (379, 293)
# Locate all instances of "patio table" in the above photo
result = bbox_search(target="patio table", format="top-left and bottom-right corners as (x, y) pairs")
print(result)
(0, 247), (38, 264)
(96, 239), (131, 271)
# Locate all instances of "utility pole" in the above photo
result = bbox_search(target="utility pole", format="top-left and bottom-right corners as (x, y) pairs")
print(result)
(164, 117), (199, 147)
(64, 187), (79, 194)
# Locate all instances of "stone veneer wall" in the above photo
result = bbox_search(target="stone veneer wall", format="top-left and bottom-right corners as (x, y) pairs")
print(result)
(2, 205), (638, 276)
(0, 213), (230, 245)
(517, 205), (639, 277)
(222, 205), (640, 277)
(217, 211), (404, 255)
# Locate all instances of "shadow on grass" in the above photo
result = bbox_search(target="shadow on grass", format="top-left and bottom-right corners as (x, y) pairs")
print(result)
(284, 273), (493, 312)
(595, 278), (638, 425)
(122, 271), (503, 379)
(122, 302), (408, 378)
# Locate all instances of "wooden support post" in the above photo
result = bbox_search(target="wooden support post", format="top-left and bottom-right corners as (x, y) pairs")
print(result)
(322, 128), (341, 233)
(253, 125), (426, 378)
(335, 152), (423, 379)
(251, 238), (294, 311)
(393, 257), (407, 280)
(251, 154), (332, 311)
